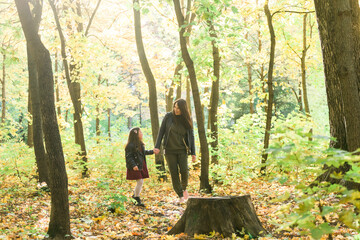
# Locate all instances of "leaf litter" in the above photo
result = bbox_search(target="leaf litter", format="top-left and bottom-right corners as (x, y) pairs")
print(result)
(0, 166), (357, 239)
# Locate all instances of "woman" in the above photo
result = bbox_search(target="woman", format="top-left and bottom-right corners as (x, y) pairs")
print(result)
(154, 98), (196, 203)
(125, 127), (154, 207)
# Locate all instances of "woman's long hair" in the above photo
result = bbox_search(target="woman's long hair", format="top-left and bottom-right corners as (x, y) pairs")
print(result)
(125, 127), (143, 151)
(173, 98), (193, 129)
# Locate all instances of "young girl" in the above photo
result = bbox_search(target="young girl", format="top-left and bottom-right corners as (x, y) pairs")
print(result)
(125, 127), (154, 207)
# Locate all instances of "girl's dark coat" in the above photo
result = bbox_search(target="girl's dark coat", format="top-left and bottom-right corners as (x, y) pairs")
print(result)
(125, 143), (153, 170)
(155, 112), (196, 155)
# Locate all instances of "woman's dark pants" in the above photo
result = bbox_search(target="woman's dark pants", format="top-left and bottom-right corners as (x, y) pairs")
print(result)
(165, 153), (188, 198)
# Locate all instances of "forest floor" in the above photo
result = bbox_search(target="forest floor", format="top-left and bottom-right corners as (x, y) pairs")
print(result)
(0, 166), (357, 240)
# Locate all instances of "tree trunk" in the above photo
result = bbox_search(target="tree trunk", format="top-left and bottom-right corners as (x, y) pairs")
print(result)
(68, 0), (101, 167)
(203, 86), (209, 129)
(106, 80), (111, 141)
(314, 0), (360, 152)
(65, 109), (68, 122)
(15, 1), (71, 238)
(260, 1), (275, 175)
(207, 19), (220, 165)
(96, 105), (100, 143)
(107, 108), (111, 141)
(139, 102), (142, 125)
(301, 12), (313, 141)
(247, 64), (254, 114)
(186, 77), (191, 115)
(128, 116), (132, 129)
(96, 75), (101, 144)
(244, 16), (254, 114)
(312, 163), (360, 190)
(72, 83), (88, 176)
(72, 0), (89, 177)
(173, 0), (211, 193)
(184, 1), (195, 47)
(168, 196), (266, 238)
(298, 79), (303, 111)
(55, 50), (61, 116)
(166, 84), (174, 112)
(166, 64), (182, 112)
(1, 53), (5, 123)
(133, 0), (166, 177)
(313, 0), (360, 190)
(72, 0), (101, 144)
(24, 0), (48, 184)
(301, 13), (310, 115)
(27, 91), (33, 147)
(27, 42), (49, 185)
(257, 0), (266, 111)
(27, 45), (34, 146)
(48, 0), (88, 177)
(176, 80), (182, 100)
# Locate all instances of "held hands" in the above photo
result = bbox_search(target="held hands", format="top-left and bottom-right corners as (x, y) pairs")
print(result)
(133, 166), (139, 171)
(153, 148), (160, 154)
(153, 148), (195, 163)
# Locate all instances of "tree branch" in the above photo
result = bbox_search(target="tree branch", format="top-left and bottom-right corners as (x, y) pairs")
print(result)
(282, 29), (301, 60)
(48, 0), (72, 89)
(85, 0), (102, 36)
(273, 10), (315, 16)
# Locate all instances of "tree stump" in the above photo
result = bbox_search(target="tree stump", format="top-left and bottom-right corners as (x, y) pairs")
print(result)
(167, 195), (266, 238)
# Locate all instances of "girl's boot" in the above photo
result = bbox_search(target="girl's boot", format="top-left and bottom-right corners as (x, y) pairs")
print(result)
(132, 195), (145, 207)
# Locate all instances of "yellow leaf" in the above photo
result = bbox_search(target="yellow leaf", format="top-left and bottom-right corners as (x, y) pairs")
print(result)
(115, 208), (125, 214)
(209, 231), (216, 237)
(93, 215), (106, 222)
(194, 233), (207, 239)
(339, 210), (355, 228)
(350, 191), (360, 200)
(331, 171), (343, 179)
(163, 236), (176, 240)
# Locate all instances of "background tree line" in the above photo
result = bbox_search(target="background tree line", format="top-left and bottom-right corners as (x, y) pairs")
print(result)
(1, 0), (360, 238)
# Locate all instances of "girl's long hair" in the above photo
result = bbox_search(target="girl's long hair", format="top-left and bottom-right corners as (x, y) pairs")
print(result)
(173, 98), (193, 129)
(126, 127), (143, 151)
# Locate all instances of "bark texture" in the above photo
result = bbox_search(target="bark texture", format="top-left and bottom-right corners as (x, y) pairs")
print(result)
(15, 0), (71, 237)
(27, 90), (33, 147)
(133, 0), (165, 176)
(313, 0), (360, 190)
(48, 0), (88, 177)
(96, 75), (101, 143)
(27, 42), (49, 184)
(1, 53), (5, 123)
(173, 0), (211, 192)
(166, 64), (182, 112)
(314, 0), (360, 151)
(301, 13), (310, 115)
(24, 0), (49, 184)
(244, 17), (254, 114)
(260, 1), (275, 174)
(55, 51), (61, 116)
(207, 19), (220, 165)
(168, 196), (266, 237)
